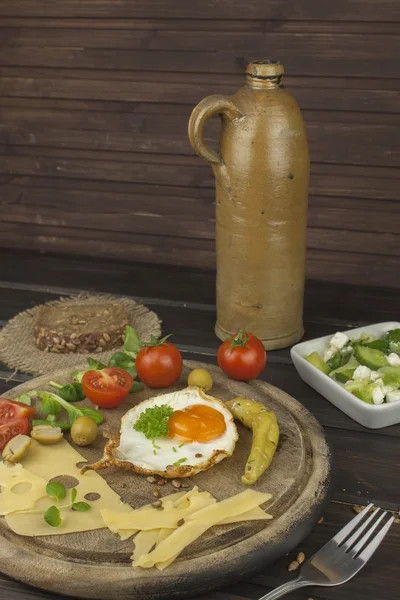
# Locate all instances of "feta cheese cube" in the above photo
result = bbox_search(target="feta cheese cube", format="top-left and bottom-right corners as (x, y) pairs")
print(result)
(352, 365), (372, 380)
(323, 348), (335, 362)
(387, 353), (400, 367)
(386, 390), (400, 403)
(372, 386), (385, 405)
(370, 371), (381, 382)
(330, 332), (349, 350)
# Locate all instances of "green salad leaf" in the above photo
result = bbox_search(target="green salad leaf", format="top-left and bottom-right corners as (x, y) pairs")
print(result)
(15, 393), (34, 406)
(71, 502), (90, 512)
(37, 392), (103, 427)
(109, 351), (137, 378)
(123, 326), (143, 359)
(79, 407), (104, 425)
(49, 381), (85, 403)
(44, 506), (61, 528)
(40, 396), (62, 418)
(32, 419), (71, 431)
(46, 482), (66, 501)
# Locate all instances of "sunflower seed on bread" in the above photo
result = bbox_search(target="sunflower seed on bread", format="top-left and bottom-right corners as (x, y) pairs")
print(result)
(34, 303), (128, 354)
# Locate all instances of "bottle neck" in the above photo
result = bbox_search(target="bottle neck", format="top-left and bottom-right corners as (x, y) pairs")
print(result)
(246, 60), (284, 89)
(246, 73), (283, 89)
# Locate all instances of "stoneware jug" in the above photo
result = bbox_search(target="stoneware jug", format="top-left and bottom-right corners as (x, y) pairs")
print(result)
(188, 60), (309, 350)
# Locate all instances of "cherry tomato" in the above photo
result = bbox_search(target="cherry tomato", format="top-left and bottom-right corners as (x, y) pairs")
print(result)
(0, 418), (29, 450)
(0, 398), (35, 426)
(82, 367), (133, 408)
(217, 330), (267, 381)
(136, 341), (182, 388)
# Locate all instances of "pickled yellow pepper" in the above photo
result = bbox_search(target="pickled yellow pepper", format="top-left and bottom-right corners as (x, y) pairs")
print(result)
(226, 397), (279, 485)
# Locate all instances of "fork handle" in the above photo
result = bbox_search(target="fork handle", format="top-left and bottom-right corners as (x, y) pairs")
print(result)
(257, 577), (310, 600)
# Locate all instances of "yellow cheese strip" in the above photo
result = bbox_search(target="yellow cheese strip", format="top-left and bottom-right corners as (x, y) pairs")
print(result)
(152, 507), (272, 570)
(102, 490), (215, 532)
(219, 506), (273, 525)
(5, 439), (132, 536)
(117, 491), (187, 541)
(0, 462), (48, 515)
(135, 490), (272, 568)
(131, 528), (171, 561)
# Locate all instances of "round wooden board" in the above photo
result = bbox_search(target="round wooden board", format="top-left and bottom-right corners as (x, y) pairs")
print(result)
(0, 361), (332, 600)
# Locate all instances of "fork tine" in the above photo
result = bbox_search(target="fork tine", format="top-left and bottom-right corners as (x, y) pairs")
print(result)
(342, 508), (382, 550)
(347, 511), (386, 554)
(332, 503), (374, 545)
(352, 513), (394, 559)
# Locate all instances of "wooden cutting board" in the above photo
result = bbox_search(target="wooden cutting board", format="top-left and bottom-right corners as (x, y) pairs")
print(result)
(0, 360), (332, 600)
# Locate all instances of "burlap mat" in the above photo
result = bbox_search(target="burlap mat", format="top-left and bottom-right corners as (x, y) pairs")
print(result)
(0, 293), (162, 377)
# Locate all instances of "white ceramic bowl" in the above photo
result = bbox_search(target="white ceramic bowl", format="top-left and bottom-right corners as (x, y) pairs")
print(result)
(290, 322), (400, 429)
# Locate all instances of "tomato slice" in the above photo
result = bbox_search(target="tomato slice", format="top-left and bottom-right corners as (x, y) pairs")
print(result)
(82, 367), (133, 408)
(0, 417), (29, 450)
(0, 398), (35, 425)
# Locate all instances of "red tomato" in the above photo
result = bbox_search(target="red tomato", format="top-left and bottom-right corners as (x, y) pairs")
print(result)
(136, 341), (182, 388)
(0, 418), (29, 450)
(82, 367), (133, 408)
(217, 330), (267, 381)
(0, 398), (35, 425)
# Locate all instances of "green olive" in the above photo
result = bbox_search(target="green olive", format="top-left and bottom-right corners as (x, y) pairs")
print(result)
(70, 416), (98, 447)
(187, 368), (213, 391)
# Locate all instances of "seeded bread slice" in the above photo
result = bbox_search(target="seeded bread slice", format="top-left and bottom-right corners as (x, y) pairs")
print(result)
(34, 303), (128, 354)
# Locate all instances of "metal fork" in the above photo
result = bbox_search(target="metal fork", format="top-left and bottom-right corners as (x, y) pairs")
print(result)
(260, 504), (394, 600)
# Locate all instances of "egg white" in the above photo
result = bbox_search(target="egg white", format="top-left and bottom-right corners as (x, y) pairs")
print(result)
(117, 387), (238, 472)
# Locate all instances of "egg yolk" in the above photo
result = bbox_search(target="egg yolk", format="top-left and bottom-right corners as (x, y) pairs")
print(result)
(168, 404), (226, 443)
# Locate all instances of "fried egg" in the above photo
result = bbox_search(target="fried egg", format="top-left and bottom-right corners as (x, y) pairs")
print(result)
(116, 387), (238, 478)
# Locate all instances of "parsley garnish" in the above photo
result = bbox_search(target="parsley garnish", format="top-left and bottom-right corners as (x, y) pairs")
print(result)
(172, 457), (187, 467)
(172, 446), (177, 453)
(178, 443), (185, 448)
(134, 404), (174, 440)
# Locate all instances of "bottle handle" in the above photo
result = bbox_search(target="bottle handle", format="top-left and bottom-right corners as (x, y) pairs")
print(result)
(188, 94), (242, 165)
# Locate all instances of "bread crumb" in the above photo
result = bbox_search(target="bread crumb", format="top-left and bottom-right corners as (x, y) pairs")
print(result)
(318, 516), (324, 524)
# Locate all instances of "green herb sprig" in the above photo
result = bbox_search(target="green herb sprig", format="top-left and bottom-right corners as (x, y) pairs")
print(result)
(133, 404), (174, 440)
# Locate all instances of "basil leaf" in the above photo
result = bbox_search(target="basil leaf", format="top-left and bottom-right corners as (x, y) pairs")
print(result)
(123, 326), (143, 359)
(71, 502), (90, 512)
(46, 482), (66, 501)
(71, 488), (77, 504)
(109, 351), (137, 378)
(44, 505), (61, 528)
(79, 407), (104, 425)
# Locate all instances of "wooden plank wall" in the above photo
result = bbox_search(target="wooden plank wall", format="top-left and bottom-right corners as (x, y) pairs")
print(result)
(0, 1), (399, 288)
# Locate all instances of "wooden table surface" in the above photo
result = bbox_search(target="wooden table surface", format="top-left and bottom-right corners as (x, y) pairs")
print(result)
(0, 250), (399, 600)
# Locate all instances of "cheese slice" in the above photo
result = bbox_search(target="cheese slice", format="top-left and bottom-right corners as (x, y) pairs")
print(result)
(102, 488), (215, 533)
(117, 491), (187, 541)
(5, 439), (132, 536)
(0, 462), (48, 515)
(135, 490), (272, 568)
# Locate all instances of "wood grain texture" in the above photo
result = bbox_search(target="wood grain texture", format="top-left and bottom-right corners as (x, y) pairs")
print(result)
(0, 0), (399, 21)
(0, 4), (399, 286)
